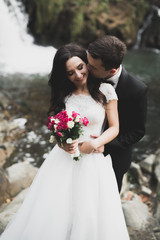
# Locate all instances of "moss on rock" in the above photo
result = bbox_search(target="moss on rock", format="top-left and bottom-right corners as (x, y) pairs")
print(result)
(21, 0), (152, 47)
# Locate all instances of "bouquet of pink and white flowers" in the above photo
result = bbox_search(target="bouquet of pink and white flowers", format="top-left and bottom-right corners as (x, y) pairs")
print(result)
(46, 110), (89, 161)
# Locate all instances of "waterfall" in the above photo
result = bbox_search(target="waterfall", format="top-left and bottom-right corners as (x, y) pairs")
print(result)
(133, 8), (154, 49)
(133, 5), (160, 53)
(0, 0), (56, 74)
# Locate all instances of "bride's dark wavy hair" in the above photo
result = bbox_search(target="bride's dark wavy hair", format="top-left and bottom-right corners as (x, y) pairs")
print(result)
(48, 43), (106, 115)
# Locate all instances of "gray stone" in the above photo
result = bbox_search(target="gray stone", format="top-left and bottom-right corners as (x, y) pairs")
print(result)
(155, 202), (160, 224)
(130, 162), (148, 185)
(0, 118), (27, 135)
(122, 192), (150, 230)
(6, 162), (38, 197)
(0, 188), (28, 234)
(0, 149), (7, 168)
(140, 154), (156, 174)
(120, 173), (130, 197)
(0, 169), (9, 205)
(0, 144), (15, 168)
(4, 143), (15, 159)
(0, 92), (11, 109)
(0, 120), (10, 132)
(141, 185), (152, 196)
(155, 166), (160, 183)
(155, 151), (160, 183)
(154, 155), (160, 197)
(155, 149), (160, 162)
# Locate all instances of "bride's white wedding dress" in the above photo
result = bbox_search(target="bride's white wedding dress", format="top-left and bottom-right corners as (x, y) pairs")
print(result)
(0, 83), (129, 240)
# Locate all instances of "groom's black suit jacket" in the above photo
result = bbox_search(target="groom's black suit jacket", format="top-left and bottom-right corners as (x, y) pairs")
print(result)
(104, 67), (147, 191)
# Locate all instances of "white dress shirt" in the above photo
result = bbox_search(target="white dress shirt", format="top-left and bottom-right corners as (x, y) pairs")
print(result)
(107, 65), (122, 89)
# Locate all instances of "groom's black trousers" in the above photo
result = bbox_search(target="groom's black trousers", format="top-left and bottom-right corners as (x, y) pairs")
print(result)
(104, 147), (132, 192)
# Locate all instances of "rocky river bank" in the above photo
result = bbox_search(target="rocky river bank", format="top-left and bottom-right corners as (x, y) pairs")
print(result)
(1, 89), (160, 239)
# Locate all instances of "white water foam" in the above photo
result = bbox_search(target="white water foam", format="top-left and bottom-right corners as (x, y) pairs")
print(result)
(134, 5), (160, 52)
(0, 0), (56, 74)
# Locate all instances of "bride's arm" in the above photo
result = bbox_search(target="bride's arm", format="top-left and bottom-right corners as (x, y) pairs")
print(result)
(79, 99), (119, 154)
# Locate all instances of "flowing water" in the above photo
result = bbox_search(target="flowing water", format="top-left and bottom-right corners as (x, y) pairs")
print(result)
(0, 0), (56, 74)
(0, 0), (160, 167)
(123, 49), (160, 162)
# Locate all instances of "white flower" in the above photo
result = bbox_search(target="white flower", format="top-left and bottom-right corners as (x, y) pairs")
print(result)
(66, 138), (73, 144)
(49, 135), (55, 143)
(54, 124), (57, 130)
(67, 110), (72, 118)
(75, 115), (80, 122)
(67, 121), (74, 129)
(54, 119), (59, 124)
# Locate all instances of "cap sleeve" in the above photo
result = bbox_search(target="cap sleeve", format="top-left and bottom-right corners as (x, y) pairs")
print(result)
(99, 83), (118, 103)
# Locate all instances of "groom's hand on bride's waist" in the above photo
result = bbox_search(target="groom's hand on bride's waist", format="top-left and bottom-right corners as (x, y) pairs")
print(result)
(78, 136), (104, 154)
(90, 134), (104, 153)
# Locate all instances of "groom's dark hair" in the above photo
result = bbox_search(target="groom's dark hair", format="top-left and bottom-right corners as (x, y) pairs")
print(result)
(88, 35), (127, 70)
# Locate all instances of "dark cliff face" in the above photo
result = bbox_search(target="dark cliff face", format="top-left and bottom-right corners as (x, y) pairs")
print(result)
(21, 0), (159, 49)
(140, 6), (160, 49)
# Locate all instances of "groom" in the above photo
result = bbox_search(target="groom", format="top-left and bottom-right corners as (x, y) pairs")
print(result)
(87, 35), (147, 192)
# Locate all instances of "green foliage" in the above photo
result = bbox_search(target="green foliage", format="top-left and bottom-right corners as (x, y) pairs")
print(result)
(21, 0), (153, 47)
(73, 0), (90, 6)
(70, 9), (84, 41)
(36, 0), (63, 24)
(26, 0), (67, 41)
(93, 2), (109, 15)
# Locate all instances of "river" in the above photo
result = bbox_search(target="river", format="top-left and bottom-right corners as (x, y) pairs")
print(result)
(124, 49), (160, 162)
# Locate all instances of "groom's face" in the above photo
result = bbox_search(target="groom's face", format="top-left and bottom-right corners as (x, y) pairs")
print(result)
(87, 53), (112, 79)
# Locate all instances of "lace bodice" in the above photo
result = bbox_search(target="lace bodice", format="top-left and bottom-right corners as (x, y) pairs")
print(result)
(65, 83), (118, 142)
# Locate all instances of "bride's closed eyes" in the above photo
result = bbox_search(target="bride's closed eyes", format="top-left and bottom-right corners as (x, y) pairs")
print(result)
(66, 56), (88, 86)
(67, 63), (84, 76)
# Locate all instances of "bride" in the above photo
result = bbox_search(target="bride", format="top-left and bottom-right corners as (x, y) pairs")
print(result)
(0, 43), (130, 239)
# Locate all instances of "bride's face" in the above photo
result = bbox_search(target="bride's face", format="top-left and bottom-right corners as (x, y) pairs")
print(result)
(66, 56), (88, 88)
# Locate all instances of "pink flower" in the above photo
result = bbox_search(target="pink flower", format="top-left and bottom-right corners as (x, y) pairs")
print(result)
(56, 132), (62, 137)
(51, 120), (55, 125)
(62, 124), (68, 130)
(55, 113), (61, 120)
(79, 118), (82, 123)
(61, 110), (67, 115)
(72, 111), (78, 118)
(82, 117), (89, 126)
(63, 117), (69, 123)
(60, 111), (67, 118)
(47, 122), (53, 130)
(46, 119), (50, 127)
(56, 124), (62, 131)
(48, 116), (55, 122)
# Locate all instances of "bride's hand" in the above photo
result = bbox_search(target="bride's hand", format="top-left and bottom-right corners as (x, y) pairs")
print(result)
(58, 140), (78, 154)
(78, 140), (98, 154)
